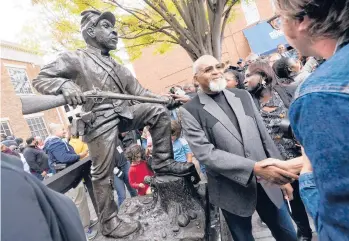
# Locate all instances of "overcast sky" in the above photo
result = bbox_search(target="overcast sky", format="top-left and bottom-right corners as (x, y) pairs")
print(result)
(0, 0), (136, 72)
(0, 0), (40, 43)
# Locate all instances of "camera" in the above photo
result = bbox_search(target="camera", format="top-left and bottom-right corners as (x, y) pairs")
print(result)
(279, 118), (294, 140)
(169, 87), (176, 94)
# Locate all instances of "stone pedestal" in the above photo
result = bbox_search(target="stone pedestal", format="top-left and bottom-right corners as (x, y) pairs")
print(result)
(116, 175), (206, 241)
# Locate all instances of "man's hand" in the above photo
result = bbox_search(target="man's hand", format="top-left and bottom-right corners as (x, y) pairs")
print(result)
(259, 157), (304, 175)
(79, 150), (89, 159)
(254, 161), (299, 185)
(139, 183), (145, 188)
(60, 81), (86, 107)
(171, 94), (191, 104)
(163, 96), (182, 110)
(281, 183), (294, 201)
(300, 148), (313, 174)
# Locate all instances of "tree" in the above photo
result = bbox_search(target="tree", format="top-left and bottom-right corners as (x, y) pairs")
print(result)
(31, 0), (240, 61)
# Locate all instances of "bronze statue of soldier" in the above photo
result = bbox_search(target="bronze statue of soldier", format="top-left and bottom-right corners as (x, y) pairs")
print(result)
(32, 10), (197, 239)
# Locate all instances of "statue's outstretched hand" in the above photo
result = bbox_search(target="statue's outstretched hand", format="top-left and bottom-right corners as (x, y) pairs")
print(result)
(60, 81), (86, 107)
(171, 94), (191, 104)
(162, 96), (182, 110)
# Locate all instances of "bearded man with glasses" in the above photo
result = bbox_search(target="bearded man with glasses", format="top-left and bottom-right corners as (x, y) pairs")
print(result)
(180, 55), (299, 241)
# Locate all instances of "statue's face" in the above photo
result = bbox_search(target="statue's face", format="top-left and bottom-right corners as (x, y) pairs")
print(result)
(94, 19), (118, 51)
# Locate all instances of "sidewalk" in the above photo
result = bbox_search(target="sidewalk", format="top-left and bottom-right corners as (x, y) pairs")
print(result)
(252, 212), (318, 241)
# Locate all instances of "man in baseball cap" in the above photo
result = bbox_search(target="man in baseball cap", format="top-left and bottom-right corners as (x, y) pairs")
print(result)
(80, 10), (118, 53)
(236, 58), (246, 72)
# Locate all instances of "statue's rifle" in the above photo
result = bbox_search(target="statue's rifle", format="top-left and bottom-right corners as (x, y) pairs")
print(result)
(20, 89), (170, 115)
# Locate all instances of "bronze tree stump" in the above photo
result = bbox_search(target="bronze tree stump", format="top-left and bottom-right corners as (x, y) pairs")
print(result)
(116, 175), (206, 241)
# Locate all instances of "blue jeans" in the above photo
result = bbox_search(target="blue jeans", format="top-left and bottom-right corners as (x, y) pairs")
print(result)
(222, 184), (297, 241)
(113, 161), (137, 206)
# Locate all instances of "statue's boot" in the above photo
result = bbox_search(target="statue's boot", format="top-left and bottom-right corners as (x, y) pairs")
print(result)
(148, 106), (200, 184)
(155, 160), (200, 184)
(103, 214), (141, 238)
(92, 179), (140, 238)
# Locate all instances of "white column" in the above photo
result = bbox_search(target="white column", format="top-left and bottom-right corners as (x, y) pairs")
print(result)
(241, 0), (260, 25)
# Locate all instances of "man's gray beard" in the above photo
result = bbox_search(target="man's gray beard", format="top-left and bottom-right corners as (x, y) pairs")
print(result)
(209, 77), (227, 92)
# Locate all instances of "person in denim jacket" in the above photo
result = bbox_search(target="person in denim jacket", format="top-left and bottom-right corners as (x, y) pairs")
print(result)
(272, 0), (349, 240)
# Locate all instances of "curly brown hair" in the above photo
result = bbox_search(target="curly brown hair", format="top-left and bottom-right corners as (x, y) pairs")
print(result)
(124, 144), (142, 162)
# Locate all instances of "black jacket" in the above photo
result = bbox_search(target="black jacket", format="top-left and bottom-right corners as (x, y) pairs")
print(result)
(120, 130), (141, 149)
(1, 153), (86, 241)
(23, 146), (49, 173)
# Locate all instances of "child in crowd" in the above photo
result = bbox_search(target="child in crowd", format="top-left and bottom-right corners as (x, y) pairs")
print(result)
(171, 120), (207, 180)
(171, 120), (192, 163)
(126, 144), (154, 196)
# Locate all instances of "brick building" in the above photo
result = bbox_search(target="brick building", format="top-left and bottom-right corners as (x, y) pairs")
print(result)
(1, 40), (68, 141)
(130, 0), (283, 93)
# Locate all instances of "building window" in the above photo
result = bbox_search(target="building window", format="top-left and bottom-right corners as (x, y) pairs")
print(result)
(6, 67), (33, 94)
(26, 117), (49, 140)
(1, 121), (13, 137)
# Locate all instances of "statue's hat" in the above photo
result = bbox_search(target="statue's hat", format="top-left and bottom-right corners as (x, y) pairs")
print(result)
(81, 10), (116, 32)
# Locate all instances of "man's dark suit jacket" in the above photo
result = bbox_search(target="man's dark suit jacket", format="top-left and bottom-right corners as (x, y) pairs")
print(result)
(180, 88), (284, 217)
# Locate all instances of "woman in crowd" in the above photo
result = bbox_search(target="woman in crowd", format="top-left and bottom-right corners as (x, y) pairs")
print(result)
(273, 57), (315, 87)
(224, 67), (245, 89)
(244, 61), (313, 241)
(272, 57), (297, 85)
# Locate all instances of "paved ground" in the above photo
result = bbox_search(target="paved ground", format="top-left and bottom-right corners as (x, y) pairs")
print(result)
(251, 213), (318, 241)
(86, 192), (318, 241)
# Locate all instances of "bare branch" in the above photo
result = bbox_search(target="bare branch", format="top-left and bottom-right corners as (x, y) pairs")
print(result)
(123, 40), (177, 49)
(121, 6), (151, 18)
(210, 0), (225, 59)
(207, 0), (215, 31)
(143, 0), (200, 50)
(221, 6), (233, 42)
(221, 0), (238, 42)
(192, 0), (206, 55)
(110, 0), (154, 26)
(207, 0), (215, 12)
(111, 0), (180, 43)
(172, 0), (194, 32)
(119, 26), (172, 39)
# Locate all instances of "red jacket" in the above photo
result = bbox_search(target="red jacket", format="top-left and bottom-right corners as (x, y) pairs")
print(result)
(128, 161), (154, 196)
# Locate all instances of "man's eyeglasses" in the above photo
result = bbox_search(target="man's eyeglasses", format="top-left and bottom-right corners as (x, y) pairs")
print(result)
(268, 10), (307, 31)
(197, 63), (226, 75)
(268, 15), (282, 30)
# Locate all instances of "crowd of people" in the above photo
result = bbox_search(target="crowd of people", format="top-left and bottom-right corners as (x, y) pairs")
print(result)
(2, 0), (349, 240)
(0, 35), (330, 241)
(1, 44), (317, 241)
